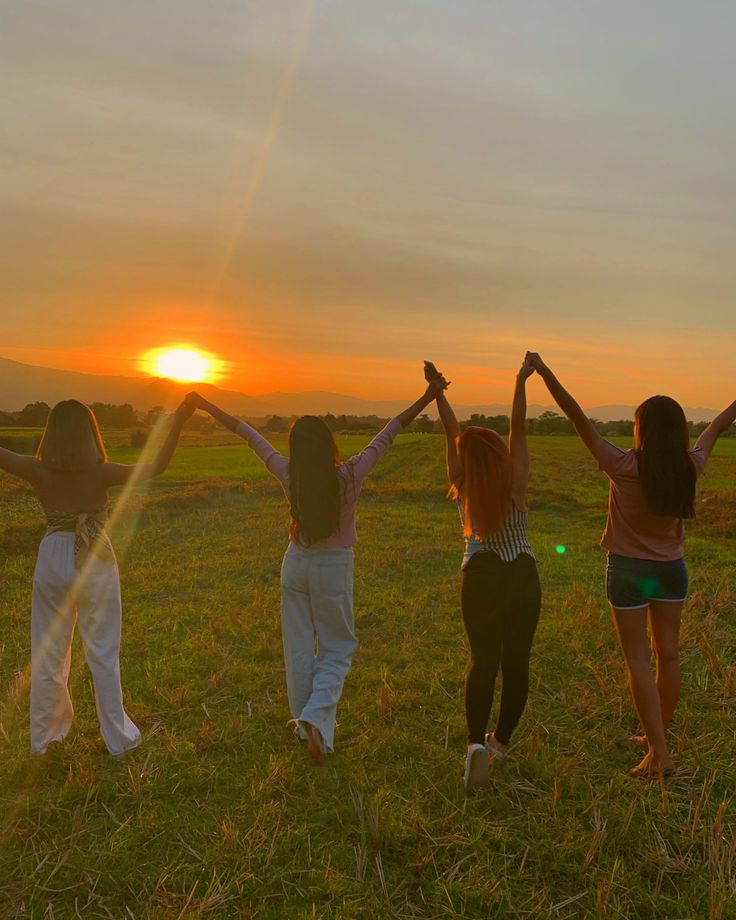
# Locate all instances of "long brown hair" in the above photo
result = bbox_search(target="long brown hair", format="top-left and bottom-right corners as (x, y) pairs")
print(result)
(36, 400), (107, 472)
(288, 416), (341, 544)
(450, 427), (513, 539)
(634, 396), (695, 518)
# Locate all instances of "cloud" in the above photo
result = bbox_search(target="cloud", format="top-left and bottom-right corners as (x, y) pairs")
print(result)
(1, 1), (736, 404)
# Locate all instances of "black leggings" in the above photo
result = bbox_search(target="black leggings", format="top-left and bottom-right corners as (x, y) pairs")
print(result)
(461, 551), (541, 746)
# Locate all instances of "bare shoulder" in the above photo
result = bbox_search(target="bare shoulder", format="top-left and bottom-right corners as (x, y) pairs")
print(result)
(511, 481), (529, 511)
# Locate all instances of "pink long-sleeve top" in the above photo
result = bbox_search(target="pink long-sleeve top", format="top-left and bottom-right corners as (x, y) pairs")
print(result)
(235, 418), (403, 548)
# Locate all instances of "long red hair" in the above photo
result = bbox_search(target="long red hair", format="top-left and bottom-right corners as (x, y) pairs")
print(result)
(450, 427), (513, 539)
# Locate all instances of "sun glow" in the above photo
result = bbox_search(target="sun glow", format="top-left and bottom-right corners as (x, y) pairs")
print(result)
(144, 346), (222, 383)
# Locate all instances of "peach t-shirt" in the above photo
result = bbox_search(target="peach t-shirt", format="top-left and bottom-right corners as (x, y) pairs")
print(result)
(596, 441), (708, 561)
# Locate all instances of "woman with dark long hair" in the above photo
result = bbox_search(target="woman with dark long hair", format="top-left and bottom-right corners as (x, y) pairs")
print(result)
(188, 376), (447, 764)
(435, 357), (541, 792)
(528, 353), (736, 777)
(0, 398), (193, 755)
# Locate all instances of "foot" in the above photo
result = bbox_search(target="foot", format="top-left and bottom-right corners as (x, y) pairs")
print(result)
(288, 719), (308, 743)
(485, 733), (509, 760)
(628, 750), (675, 779)
(464, 744), (490, 793)
(628, 734), (648, 750)
(35, 739), (64, 758)
(304, 722), (326, 766)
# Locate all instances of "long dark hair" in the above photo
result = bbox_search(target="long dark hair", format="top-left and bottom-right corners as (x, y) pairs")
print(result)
(288, 416), (341, 544)
(449, 427), (513, 539)
(635, 396), (695, 518)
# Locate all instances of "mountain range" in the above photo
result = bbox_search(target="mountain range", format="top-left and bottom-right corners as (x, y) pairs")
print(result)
(0, 356), (721, 422)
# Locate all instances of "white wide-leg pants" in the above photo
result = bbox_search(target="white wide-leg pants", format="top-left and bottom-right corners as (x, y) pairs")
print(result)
(280, 544), (357, 752)
(30, 532), (141, 755)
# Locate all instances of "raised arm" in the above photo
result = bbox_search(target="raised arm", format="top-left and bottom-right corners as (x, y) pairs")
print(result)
(0, 446), (42, 483)
(509, 357), (534, 493)
(695, 400), (736, 459)
(188, 391), (288, 482)
(436, 390), (461, 486)
(187, 393), (241, 433)
(527, 352), (605, 461)
(396, 377), (448, 429)
(103, 401), (193, 485)
(347, 375), (449, 483)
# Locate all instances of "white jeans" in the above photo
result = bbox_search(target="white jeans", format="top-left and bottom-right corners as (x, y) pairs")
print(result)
(30, 532), (141, 755)
(280, 544), (357, 752)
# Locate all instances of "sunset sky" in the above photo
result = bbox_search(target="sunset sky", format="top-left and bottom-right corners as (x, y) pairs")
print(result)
(2, 1), (735, 407)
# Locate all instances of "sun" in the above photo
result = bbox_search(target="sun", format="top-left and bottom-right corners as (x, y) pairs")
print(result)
(143, 346), (221, 384)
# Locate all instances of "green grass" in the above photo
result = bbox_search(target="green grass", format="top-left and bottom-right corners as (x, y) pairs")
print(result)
(1, 434), (735, 919)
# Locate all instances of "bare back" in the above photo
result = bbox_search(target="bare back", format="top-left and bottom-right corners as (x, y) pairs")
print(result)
(28, 463), (114, 514)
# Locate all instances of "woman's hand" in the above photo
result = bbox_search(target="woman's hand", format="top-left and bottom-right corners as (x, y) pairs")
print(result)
(424, 360), (449, 392)
(425, 375), (449, 399)
(517, 356), (535, 381)
(525, 352), (548, 375)
(184, 391), (208, 412)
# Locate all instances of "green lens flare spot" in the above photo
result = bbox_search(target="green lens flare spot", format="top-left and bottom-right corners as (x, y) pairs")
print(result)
(555, 545), (566, 554)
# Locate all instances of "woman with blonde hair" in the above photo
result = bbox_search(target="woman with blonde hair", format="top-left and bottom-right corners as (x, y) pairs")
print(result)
(435, 358), (540, 792)
(187, 373), (448, 765)
(528, 352), (736, 778)
(0, 398), (192, 755)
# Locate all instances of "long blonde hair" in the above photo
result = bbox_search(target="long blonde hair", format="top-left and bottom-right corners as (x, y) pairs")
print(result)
(36, 400), (107, 472)
(450, 427), (513, 539)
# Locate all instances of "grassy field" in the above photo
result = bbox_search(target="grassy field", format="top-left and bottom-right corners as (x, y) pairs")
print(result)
(1, 431), (734, 919)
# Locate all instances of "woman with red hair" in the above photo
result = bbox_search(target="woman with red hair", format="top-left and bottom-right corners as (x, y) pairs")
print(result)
(435, 357), (540, 792)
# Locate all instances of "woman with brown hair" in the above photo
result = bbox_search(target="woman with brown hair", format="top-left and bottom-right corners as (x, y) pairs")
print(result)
(187, 374), (448, 765)
(0, 398), (193, 755)
(528, 352), (736, 778)
(435, 357), (540, 792)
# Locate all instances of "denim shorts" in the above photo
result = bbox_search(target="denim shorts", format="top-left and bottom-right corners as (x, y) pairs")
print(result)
(605, 553), (688, 609)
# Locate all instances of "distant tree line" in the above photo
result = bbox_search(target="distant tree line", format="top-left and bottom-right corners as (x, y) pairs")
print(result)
(0, 402), (203, 430)
(458, 411), (727, 438)
(261, 412), (437, 435)
(260, 410), (732, 437)
(1, 402), (731, 439)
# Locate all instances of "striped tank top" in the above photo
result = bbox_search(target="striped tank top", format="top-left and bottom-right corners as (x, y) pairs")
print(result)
(459, 502), (536, 569)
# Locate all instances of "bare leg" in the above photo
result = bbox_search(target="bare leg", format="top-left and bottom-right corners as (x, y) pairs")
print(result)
(611, 606), (674, 773)
(648, 600), (683, 731)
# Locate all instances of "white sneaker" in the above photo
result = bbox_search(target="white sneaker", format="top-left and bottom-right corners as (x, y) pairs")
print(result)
(463, 744), (490, 792)
(485, 734), (509, 760)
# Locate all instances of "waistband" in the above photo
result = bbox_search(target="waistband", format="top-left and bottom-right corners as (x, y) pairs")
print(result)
(285, 542), (354, 558)
(44, 511), (115, 569)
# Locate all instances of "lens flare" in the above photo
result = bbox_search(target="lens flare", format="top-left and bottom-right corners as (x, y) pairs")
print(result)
(555, 545), (567, 554)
